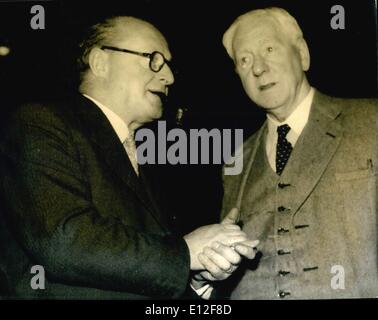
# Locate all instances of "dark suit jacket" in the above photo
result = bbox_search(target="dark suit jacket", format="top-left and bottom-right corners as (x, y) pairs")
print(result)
(0, 95), (191, 299)
(221, 91), (378, 298)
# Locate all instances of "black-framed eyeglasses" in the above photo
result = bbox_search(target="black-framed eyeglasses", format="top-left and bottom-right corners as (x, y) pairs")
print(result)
(101, 45), (170, 73)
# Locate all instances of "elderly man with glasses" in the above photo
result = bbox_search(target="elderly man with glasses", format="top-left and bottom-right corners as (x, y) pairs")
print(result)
(0, 16), (258, 299)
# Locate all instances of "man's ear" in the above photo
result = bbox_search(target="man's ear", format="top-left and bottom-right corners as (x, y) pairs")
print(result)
(88, 47), (109, 77)
(296, 38), (311, 72)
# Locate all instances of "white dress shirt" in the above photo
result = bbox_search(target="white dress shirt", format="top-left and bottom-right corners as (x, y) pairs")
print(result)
(265, 88), (315, 171)
(83, 94), (130, 143)
(83, 94), (210, 297)
(83, 94), (139, 175)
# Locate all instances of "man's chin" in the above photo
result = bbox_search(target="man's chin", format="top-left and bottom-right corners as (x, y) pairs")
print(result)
(148, 105), (163, 121)
(254, 96), (282, 111)
(153, 103), (163, 117)
(252, 100), (272, 110)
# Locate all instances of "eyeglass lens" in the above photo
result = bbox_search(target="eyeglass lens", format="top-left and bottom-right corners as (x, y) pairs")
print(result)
(150, 52), (165, 72)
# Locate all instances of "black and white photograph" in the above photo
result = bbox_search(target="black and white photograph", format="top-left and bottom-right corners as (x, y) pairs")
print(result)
(0, 0), (377, 307)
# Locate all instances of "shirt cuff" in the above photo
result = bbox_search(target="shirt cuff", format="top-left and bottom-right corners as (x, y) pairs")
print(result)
(191, 283), (214, 300)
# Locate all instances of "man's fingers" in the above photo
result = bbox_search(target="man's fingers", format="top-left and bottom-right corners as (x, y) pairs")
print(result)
(230, 239), (259, 259)
(212, 241), (242, 265)
(223, 224), (241, 231)
(234, 244), (256, 259)
(232, 239), (259, 248)
(220, 235), (248, 246)
(198, 252), (235, 281)
(198, 252), (227, 280)
(203, 247), (232, 272)
(221, 207), (239, 225)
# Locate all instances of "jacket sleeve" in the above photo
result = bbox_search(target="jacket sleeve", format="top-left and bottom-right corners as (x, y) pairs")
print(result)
(0, 105), (190, 298)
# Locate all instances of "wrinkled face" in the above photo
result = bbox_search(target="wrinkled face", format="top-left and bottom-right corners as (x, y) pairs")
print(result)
(104, 23), (174, 125)
(232, 18), (309, 117)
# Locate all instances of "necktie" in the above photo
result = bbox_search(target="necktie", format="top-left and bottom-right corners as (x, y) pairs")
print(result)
(123, 132), (139, 176)
(276, 124), (293, 175)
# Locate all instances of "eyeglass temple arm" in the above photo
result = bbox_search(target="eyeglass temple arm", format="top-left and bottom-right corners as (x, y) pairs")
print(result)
(101, 46), (150, 58)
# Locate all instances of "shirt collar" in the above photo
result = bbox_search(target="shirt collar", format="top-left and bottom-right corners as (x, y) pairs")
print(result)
(267, 87), (315, 136)
(83, 94), (130, 143)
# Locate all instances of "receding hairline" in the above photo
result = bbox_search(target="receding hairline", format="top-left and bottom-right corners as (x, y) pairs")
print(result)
(77, 15), (169, 85)
(107, 16), (166, 45)
(222, 8), (304, 59)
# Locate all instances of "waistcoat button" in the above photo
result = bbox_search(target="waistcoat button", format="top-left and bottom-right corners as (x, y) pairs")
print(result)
(277, 227), (289, 234)
(277, 249), (291, 255)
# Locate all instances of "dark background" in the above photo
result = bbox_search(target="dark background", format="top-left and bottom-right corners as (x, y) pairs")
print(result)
(0, 0), (377, 235)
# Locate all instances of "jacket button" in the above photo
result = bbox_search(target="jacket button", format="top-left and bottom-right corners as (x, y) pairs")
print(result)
(278, 270), (290, 276)
(278, 183), (291, 189)
(278, 291), (291, 298)
(277, 227), (289, 234)
(277, 249), (291, 255)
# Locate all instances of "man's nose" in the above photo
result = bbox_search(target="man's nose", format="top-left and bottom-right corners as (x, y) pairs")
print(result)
(252, 55), (268, 77)
(159, 64), (175, 85)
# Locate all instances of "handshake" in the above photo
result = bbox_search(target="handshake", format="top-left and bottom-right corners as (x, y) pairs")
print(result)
(183, 208), (259, 295)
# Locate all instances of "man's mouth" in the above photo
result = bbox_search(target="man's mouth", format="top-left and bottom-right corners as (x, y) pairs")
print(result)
(148, 90), (167, 102)
(259, 82), (276, 91)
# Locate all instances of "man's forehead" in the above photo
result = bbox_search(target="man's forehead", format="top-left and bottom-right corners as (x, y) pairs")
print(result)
(115, 22), (171, 58)
(233, 17), (282, 49)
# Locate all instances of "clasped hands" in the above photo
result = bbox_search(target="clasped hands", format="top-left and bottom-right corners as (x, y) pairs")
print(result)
(184, 208), (259, 290)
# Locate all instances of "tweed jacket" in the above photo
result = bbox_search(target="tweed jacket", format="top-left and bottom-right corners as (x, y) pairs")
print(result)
(221, 91), (378, 299)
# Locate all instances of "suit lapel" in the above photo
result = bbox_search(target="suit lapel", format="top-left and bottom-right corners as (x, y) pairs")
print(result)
(74, 95), (167, 230)
(280, 91), (344, 214)
(139, 167), (170, 231)
(234, 123), (267, 214)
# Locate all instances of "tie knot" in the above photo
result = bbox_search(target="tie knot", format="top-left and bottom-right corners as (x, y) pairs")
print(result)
(277, 124), (291, 138)
(123, 133), (135, 146)
(124, 136), (132, 143)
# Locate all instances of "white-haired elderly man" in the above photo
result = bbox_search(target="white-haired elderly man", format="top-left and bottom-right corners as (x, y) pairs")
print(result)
(217, 7), (378, 299)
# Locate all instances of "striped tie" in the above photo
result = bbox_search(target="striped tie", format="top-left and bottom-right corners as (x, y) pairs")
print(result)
(123, 132), (139, 176)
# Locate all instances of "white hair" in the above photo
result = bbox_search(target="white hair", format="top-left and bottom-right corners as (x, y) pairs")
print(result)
(222, 7), (304, 59)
